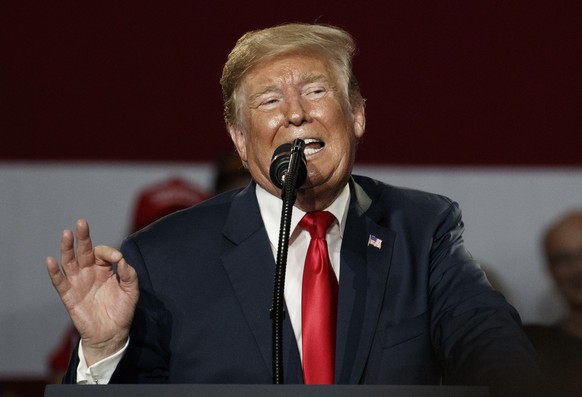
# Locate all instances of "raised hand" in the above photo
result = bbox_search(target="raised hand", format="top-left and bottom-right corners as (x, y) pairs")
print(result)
(46, 219), (139, 366)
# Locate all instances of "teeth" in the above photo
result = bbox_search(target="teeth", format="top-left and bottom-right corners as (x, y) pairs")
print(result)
(300, 138), (324, 156)
(304, 147), (323, 156)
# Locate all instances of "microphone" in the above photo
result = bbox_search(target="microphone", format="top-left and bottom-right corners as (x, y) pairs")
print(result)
(269, 139), (307, 190)
(269, 138), (306, 384)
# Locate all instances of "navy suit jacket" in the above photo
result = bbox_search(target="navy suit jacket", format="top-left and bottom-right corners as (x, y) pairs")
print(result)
(65, 175), (539, 388)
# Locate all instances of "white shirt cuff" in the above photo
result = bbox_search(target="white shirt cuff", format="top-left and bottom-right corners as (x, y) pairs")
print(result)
(76, 338), (129, 384)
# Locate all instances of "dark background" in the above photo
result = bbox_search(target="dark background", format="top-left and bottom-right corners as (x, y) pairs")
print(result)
(1, 1), (580, 166)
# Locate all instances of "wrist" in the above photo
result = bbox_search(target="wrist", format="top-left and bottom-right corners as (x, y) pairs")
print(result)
(81, 334), (129, 367)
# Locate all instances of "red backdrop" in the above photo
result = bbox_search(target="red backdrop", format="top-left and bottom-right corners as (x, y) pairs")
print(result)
(1, 1), (580, 165)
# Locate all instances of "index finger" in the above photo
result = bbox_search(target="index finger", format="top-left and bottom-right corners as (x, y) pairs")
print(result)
(94, 245), (123, 265)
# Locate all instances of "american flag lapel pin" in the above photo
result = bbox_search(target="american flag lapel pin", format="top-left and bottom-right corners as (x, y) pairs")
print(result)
(367, 234), (382, 249)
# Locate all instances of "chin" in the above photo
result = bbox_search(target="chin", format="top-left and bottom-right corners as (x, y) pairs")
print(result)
(302, 171), (329, 188)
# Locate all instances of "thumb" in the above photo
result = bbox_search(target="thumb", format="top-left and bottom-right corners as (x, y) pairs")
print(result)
(117, 258), (138, 290)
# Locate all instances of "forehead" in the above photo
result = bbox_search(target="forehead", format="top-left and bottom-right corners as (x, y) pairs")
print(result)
(242, 53), (335, 91)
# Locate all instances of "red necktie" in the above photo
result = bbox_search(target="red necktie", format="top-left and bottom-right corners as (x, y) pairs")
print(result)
(300, 211), (338, 384)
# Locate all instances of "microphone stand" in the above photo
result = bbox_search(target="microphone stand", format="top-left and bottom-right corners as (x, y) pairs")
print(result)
(271, 139), (306, 384)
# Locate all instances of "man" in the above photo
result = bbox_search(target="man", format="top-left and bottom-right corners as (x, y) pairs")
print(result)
(47, 23), (539, 393)
(524, 210), (582, 396)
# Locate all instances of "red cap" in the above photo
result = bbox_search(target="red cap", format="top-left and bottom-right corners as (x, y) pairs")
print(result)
(131, 177), (208, 232)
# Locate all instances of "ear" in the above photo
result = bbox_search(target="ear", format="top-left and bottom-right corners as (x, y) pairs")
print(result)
(228, 124), (247, 162)
(352, 104), (366, 139)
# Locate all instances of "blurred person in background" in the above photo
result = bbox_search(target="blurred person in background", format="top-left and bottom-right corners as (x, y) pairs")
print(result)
(129, 176), (208, 233)
(524, 210), (582, 396)
(213, 152), (251, 195)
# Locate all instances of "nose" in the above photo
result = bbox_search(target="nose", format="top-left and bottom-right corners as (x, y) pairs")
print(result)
(284, 95), (311, 127)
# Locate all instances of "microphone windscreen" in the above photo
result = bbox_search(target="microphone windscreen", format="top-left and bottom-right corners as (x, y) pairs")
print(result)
(269, 143), (293, 189)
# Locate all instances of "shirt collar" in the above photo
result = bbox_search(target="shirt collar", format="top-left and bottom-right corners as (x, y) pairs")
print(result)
(255, 183), (350, 249)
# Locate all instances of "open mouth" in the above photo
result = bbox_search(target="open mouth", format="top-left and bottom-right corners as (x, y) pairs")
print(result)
(303, 138), (325, 156)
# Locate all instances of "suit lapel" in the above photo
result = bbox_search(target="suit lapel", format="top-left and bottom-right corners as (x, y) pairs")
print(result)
(335, 179), (395, 383)
(220, 184), (303, 383)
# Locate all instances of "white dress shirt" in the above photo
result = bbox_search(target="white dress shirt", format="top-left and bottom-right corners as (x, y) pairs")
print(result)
(255, 183), (349, 360)
(77, 182), (350, 383)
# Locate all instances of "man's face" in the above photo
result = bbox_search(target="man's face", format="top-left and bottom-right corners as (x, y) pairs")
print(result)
(229, 53), (365, 211)
(546, 216), (582, 310)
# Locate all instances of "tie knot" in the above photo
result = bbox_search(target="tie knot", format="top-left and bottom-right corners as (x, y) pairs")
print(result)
(300, 211), (335, 239)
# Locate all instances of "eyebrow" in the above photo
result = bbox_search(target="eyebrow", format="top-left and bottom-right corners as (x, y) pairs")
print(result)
(300, 72), (328, 85)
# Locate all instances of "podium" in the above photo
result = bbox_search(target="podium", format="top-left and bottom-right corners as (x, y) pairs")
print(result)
(45, 384), (488, 397)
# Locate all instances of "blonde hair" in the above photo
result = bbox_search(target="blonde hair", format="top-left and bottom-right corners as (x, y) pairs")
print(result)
(220, 23), (364, 128)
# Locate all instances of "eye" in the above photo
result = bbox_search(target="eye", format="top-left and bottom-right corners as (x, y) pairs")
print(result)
(263, 98), (279, 105)
(304, 84), (328, 99)
(257, 95), (282, 109)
